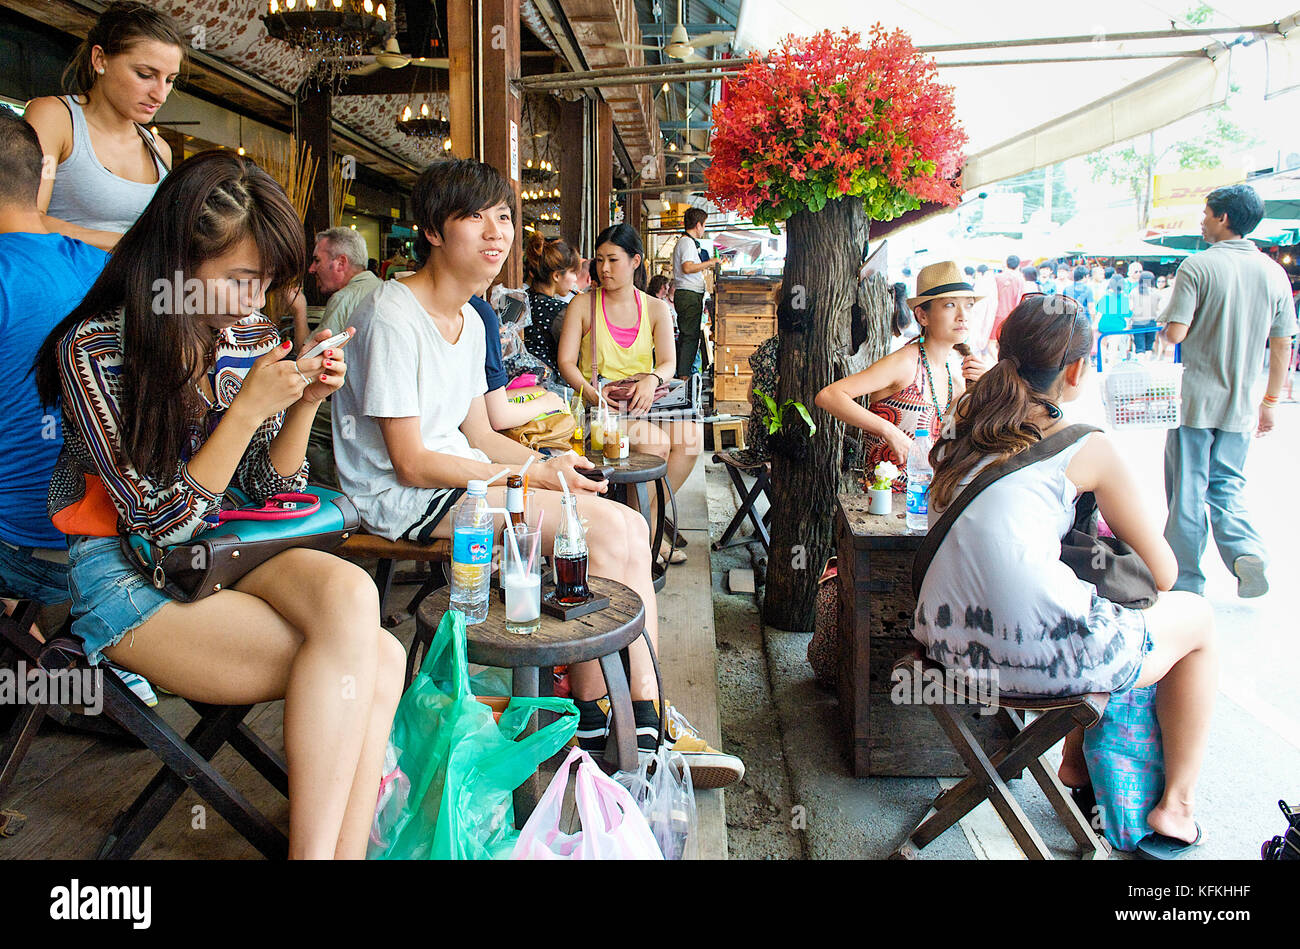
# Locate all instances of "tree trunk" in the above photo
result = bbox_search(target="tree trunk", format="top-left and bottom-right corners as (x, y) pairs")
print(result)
(840, 272), (893, 494)
(762, 198), (869, 632)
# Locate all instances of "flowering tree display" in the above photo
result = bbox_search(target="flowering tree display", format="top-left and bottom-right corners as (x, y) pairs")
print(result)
(706, 27), (966, 231)
(705, 28), (966, 631)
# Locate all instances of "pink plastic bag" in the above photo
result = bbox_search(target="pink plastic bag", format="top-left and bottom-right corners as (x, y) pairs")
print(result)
(511, 747), (664, 860)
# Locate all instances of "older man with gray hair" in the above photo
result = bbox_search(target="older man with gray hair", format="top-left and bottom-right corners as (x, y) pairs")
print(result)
(312, 226), (382, 337)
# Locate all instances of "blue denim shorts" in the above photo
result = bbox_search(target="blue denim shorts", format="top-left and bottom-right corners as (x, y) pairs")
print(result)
(67, 535), (172, 666)
(1111, 611), (1156, 696)
(0, 538), (71, 606)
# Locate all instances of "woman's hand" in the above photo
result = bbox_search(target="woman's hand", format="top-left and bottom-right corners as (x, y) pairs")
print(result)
(884, 425), (914, 466)
(535, 453), (606, 495)
(627, 374), (659, 414)
(961, 352), (992, 383)
(295, 327), (354, 406)
(231, 339), (311, 422)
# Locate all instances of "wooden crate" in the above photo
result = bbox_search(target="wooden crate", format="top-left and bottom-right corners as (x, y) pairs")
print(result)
(720, 302), (778, 320)
(715, 371), (755, 402)
(712, 399), (751, 417)
(716, 317), (776, 345)
(716, 343), (759, 374)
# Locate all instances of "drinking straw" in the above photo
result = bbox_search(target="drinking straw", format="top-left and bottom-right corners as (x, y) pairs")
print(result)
(527, 510), (544, 573)
(485, 468), (511, 486)
(558, 470), (570, 498)
(519, 455), (536, 495)
(503, 522), (524, 579)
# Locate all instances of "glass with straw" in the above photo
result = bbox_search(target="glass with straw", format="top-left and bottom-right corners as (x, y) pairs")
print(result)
(502, 518), (542, 635)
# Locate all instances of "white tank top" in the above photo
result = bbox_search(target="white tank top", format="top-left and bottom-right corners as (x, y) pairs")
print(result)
(45, 95), (167, 234)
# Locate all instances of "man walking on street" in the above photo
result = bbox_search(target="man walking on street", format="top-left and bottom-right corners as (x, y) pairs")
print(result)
(1160, 183), (1297, 597)
(987, 254), (1025, 358)
(672, 206), (722, 378)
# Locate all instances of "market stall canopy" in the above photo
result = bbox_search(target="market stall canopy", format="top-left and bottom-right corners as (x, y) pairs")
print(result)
(1145, 218), (1300, 251)
(734, 2), (1300, 191)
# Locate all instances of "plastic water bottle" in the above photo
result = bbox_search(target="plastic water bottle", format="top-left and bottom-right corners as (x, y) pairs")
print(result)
(905, 427), (933, 533)
(450, 480), (494, 624)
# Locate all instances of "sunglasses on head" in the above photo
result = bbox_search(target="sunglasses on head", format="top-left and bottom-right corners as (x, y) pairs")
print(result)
(1016, 292), (1082, 370)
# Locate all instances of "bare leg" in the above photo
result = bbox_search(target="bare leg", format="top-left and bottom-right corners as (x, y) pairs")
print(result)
(1129, 591), (1217, 843)
(1058, 727), (1088, 788)
(104, 549), (397, 859)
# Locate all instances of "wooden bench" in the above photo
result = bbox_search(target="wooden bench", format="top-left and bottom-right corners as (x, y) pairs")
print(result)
(835, 490), (1002, 776)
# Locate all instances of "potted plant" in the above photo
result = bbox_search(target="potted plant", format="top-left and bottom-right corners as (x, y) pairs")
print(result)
(753, 388), (817, 462)
(706, 27), (966, 629)
(867, 461), (898, 515)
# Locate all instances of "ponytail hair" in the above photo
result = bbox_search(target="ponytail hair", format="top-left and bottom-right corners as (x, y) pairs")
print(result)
(928, 294), (1091, 509)
(63, 1), (186, 99)
(523, 230), (579, 286)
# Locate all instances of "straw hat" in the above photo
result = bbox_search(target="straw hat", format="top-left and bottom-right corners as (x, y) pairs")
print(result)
(907, 261), (985, 309)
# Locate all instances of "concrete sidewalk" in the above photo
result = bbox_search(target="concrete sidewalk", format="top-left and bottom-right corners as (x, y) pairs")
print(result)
(711, 376), (1299, 860)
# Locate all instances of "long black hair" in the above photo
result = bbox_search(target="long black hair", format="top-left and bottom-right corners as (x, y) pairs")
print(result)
(36, 150), (306, 481)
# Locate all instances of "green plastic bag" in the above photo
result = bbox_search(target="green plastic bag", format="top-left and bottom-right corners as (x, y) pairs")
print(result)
(370, 609), (578, 860)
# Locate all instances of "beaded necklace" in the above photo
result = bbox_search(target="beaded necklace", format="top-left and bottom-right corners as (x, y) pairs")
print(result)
(916, 338), (953, 429)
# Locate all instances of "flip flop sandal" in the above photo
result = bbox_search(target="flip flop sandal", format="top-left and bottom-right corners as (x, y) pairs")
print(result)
(1135, 822), (1204, 860)
(657, 546), (687, 566)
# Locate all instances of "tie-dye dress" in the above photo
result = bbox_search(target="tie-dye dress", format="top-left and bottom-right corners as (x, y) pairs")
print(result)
(912, 434), (1148, 697)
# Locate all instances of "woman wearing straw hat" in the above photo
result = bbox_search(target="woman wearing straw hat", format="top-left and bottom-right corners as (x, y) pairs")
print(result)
(817, 261), (993, 491)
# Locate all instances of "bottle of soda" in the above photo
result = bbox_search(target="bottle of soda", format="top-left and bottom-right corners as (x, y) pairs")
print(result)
(506, 474), (525, 529)
(905, 427), (933, 533)
(553, 493), (590, 604)
(450, 480), (494, 623)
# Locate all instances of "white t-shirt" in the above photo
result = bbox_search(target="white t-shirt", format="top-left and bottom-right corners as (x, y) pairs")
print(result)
(332, 280), (490, 539)
(672, 234), (706, 293)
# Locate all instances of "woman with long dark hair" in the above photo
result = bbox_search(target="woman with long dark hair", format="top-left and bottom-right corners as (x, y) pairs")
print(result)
(25, 1), (184, 251)
(917, 295), (1216, 856)
(556, 223), (701, 564)
(35, 150), (404, 859)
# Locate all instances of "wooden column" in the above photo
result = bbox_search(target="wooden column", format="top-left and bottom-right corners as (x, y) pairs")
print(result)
(595, 97), (613, 233)
(480, 0), (523, 287)
(447, 0), (475, 161)
(624, 189), (642, 236)
(294, 81), (332, 306)
(558, 98), (584, 250)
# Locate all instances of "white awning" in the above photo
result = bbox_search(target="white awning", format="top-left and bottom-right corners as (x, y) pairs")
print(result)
(734, 2), (1300, 189)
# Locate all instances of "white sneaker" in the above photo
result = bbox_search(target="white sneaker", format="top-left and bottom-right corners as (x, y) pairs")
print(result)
(1233, 555), (1268, 599)
(109, 666), (158, 707)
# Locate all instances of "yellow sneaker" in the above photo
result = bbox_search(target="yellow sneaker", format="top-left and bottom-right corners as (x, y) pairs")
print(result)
(664, 704), (744, 790)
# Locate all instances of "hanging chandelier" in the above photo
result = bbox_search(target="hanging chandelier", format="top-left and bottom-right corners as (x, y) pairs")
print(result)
(264, 0), (391, 91)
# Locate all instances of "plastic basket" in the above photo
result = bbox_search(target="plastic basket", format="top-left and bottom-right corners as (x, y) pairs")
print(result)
(1102, 360), (1182, 430)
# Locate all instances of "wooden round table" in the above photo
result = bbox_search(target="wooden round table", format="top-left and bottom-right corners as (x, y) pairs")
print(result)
(586, 449), (673, 591)
(413, 577), (664, 822)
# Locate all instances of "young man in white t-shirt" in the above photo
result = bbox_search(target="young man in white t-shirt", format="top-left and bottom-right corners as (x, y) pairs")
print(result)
(671, 206), (722, 378)
(334, 159), (744, 787)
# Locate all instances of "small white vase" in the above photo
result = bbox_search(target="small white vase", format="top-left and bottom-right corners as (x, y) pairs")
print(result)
(868, 487), (892, 515)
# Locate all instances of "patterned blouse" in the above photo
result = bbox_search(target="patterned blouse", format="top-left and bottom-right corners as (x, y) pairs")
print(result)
(49, 308), (309, 546)
(525, 288), (565, 373)
(860, 348), (943, 492)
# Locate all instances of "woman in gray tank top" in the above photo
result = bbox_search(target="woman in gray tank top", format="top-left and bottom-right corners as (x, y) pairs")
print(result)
(24, 2), (185, 251)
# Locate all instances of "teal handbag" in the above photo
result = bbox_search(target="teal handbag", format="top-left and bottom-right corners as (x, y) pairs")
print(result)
(120, 487), (360, 602)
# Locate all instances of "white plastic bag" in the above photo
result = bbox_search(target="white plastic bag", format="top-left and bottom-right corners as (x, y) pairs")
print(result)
(512, 747), (664, 860)
(616, 746), (698, 860)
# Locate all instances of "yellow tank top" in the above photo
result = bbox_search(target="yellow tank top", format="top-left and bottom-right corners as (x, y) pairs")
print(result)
(578, 289), (655, 382)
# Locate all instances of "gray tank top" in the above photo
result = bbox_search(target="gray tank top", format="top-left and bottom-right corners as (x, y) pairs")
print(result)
(46, 95), (167, 234)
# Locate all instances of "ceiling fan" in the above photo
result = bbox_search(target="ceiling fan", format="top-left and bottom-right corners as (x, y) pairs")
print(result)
(606, 0), (733, 62)
(343, 37), (449, 76)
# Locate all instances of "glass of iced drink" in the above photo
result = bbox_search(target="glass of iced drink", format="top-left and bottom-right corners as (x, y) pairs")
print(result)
(502, 525), (542, 635)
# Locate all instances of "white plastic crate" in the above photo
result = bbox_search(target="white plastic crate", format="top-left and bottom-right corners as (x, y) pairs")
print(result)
(1102, 360), (1183, 430)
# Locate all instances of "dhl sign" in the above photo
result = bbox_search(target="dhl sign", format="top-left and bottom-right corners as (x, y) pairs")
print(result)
(1153, 168), (1244, 208)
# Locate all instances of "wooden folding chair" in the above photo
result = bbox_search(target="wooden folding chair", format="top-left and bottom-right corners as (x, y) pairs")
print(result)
(0, 634), (289, 859)
(711, 451), (771, 553)
(892, 652), (1111, 860)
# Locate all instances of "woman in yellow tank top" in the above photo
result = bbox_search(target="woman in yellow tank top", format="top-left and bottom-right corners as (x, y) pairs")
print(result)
(558, 224), (703, 563)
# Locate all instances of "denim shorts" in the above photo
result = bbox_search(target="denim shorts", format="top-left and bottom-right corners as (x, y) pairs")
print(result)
(66, 535), (172, 666)
(0, 538), (71, 606)
(1111, 611), (1156, 696)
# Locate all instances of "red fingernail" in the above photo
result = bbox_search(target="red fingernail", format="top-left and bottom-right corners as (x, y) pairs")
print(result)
(326, 350), (334, 358)
(320, 374), (328, 381)
(324, 359), (333, 367)
(282, 340), (292, 349)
